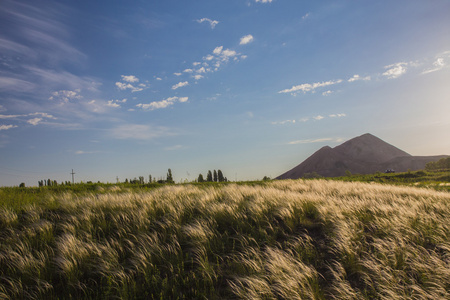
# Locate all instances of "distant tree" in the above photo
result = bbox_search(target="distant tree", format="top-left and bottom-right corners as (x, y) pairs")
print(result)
(125, 178), (129, 184)
(19, 182), (25, 188)
(262, 176), (271, 181)
(426, 157), (450, 171)
(139, 176), (144, 184)
(47, 179), (52, 186)
(38, 180), (43, 187)
(149, 175), (152, 183)
(167, 168), (174, 183)
(198, 174), (204, 182)
(218, 170), (224, 182)
(213, 170), (218, 182)
(206, 170), (213, 182)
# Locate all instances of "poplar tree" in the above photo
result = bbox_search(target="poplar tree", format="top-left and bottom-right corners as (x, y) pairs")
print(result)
(218, 170), (224, 182)
(206, 170), (213, 182)
(213, 170), (218, 182)
(167, 168), (174, 183)
(197, 174), (204, 182)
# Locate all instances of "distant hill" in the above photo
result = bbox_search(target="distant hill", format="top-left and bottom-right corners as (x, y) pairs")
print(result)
(277, 133), (448, 179)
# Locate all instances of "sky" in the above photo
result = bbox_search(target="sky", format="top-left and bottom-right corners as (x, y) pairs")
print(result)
(1, 0), (450, 186)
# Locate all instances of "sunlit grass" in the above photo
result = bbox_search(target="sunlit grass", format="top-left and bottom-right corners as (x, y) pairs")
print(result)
(0, 180), (449, 299)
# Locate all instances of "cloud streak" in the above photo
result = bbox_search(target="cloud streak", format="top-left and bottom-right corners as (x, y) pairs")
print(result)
(136, 96), (189, 111)
(279, 79), (343, 95)
(196, 18), (219, 29)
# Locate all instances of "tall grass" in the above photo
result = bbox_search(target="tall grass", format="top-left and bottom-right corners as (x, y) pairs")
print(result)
(0, 180), (449, 299)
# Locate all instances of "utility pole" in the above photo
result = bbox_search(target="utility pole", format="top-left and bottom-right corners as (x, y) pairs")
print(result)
(70, 169), (75, 184)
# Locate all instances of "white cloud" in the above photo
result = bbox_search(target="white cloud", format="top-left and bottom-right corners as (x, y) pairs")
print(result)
(27, 118), (42, 125)
(115, 75), (146, 92)
(197, 18), (219, 29)
(75, 150), (100, 155)
(322, 90), (333, 96)
(255, 0), (273, 3)
(106, 100), (120, 108)
(329, 113), (346, 118)
(222, 49), (237, 58)
(194, 74), (204, 80)
(288, 138), (333, 145)
(313, 115), (324, 121)
(111, 124), (172, 140)
(121, 75), (139, 83)
(49, 89), (82, 103)
(172, 81), (189, 90)
(106, 98), (127, 108)
(422, 53), (449, 74)
(279, 79), (343, 95)
(183, 68), (194, 73)
(240, 34), (254, 45)
(174, 72), (182, 76)
(115, 81), (144, 92)
(348, 74), (371, 82)
(213, 46), (223, 55)
(382, 62), (408, 79)
(302, 13), (310, 20)
(271, 119), (296, 125)
(29, 112), (56, 119)
(0, 124), (17, 130)
(136, 96), (189, 111)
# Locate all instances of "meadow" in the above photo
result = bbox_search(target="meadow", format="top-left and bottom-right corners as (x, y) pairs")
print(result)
(0, 179), (449, 299)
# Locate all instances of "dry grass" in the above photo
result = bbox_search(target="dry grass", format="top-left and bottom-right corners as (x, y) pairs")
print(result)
(0, 180), (449, 299)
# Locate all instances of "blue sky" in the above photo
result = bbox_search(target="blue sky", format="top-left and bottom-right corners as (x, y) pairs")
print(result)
(1, 0), (449, 186)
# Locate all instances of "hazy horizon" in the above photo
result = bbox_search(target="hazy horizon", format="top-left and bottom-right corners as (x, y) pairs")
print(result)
(1, 0), (449, 186)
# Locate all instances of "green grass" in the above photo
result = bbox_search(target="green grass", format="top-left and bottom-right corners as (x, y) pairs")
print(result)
(0, 179), (449, 299)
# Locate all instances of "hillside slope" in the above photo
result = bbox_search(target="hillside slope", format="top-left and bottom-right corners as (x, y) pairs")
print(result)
(277, 133), (447, 179)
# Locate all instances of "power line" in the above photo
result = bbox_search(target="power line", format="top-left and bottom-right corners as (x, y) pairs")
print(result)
(70, 169), (75, 184)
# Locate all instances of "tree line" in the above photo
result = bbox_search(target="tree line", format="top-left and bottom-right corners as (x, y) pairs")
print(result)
(425, 157), (450, 172)
(197, 170), (227, 182)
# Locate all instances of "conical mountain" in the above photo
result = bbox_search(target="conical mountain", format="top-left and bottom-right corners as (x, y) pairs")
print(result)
(276, 133), (445, 179)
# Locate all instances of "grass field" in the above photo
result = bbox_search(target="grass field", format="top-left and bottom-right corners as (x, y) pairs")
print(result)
(0, 179), (449, 299)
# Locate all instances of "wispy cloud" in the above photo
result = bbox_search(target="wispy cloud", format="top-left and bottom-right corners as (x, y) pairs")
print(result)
(172, 81), (189, 90)
(272, 113), (345, 125)
(0, 125), (18, 131)
(196, 18), (219, 29)
(110, 124), (173, 140)
(348, 74), (371, 82)
(329, 113), (346, 118)
(278, 79), (343, 95)
(422, 51), (450, 74)
(136, 96), (188, 111)
(382, 62), (408, 79)
(255, 0), (273, 3)
(240, 34), (254, 45)
(288, 138), (333, 145)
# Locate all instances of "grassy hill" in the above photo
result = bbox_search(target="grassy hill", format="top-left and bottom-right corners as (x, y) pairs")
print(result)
(1, 179), (449, 299)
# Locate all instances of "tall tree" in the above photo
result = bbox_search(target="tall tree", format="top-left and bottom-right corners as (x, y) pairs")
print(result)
(213, 170), (218, 182)
(206, 170), (213, 182)
(218, 170), (224, 182)
(167, 168), (174, 183)
(197, 174), (204, 182)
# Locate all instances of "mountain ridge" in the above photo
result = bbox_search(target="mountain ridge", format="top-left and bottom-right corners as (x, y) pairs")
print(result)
(276, 133), (448, 179)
